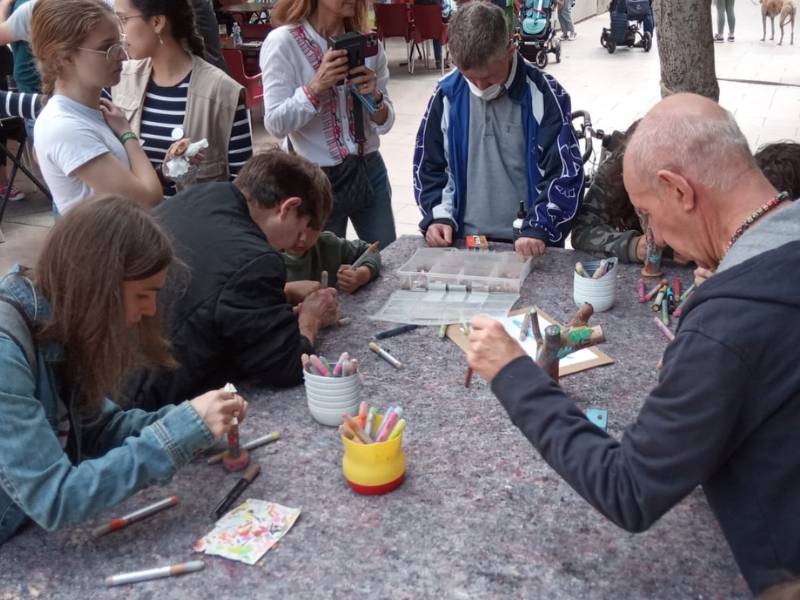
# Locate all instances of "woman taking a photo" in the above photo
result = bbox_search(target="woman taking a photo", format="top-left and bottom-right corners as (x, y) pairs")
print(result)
(0, 194), (246, 544)
(30, 0), (165, 214)
(110, 0), (252, 195)
(260, 0), (397, 249)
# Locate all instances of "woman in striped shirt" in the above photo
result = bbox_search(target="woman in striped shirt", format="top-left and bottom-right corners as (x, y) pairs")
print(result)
(111, 0), (252, 195)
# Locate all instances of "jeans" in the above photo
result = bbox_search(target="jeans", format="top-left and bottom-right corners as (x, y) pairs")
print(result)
(325, 151), (397, 249)
(558, 2), (575, 34)
(716, 0), (735, 35)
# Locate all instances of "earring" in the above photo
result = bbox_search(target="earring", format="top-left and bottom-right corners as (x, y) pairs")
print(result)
(158, 34), (164, 45)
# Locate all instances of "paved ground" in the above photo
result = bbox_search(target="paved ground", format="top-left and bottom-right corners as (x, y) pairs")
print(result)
(1, 0), (797, 271)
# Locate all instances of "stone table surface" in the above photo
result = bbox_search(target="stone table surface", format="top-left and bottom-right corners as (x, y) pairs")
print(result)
(0, 236), (748, 599)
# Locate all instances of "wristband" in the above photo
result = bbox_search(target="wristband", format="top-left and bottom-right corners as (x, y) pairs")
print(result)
(303, 84), (320, 110)
(119, 131), (138, 145)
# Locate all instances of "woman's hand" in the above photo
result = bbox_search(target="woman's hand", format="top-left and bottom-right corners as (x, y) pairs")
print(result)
(467, 316), (526, 383)
(308, 49), (349, 95)
(190, 389), (248, 439)
(98, 98), (131, 138)
(348, 65), (379, 99)
(165, 138), (204, 166)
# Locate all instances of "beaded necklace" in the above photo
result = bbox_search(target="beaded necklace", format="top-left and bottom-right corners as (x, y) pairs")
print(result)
(725, 191), (790, 254)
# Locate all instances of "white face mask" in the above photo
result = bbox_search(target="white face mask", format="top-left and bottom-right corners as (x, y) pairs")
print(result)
(466, 78), (505, 101)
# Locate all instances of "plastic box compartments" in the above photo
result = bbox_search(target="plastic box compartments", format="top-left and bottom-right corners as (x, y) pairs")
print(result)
(397, 248), (532, 294)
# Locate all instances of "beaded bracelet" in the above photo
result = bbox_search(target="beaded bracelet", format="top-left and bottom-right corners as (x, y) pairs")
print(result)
(119, 131), (138, 145)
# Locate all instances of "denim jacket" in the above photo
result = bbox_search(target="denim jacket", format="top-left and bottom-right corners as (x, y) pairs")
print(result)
(0, 267), (215, 544)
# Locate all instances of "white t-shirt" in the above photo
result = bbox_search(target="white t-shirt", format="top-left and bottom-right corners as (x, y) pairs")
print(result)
(34, 94), (129, 214)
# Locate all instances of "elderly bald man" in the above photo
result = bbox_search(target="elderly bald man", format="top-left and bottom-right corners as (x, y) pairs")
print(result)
(467, 93), (800, 596)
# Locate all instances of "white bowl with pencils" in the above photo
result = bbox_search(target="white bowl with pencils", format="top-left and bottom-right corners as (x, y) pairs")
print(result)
(303, 353), (361, 427)
(573, 258), (617, 312)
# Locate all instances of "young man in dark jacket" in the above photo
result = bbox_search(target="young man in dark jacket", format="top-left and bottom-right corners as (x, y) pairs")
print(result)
(124, 150), (339, 410)
(466, 94), (800, 596)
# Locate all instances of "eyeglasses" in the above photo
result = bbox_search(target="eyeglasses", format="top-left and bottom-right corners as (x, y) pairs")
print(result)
(115, 13), (145, 26)
(76, 42), (129, 62)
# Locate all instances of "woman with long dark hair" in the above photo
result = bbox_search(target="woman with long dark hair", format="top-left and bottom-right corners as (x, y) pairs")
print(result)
(0, 194), (247, 544)
(111, 0), (252, 194)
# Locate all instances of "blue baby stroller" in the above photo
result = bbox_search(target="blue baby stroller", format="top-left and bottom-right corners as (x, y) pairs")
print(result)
(516, 0), (561, 68)
(600, 0), (654, 53)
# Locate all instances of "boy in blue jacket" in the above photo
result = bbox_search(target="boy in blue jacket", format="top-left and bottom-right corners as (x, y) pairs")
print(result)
(413, 0), (584, 257)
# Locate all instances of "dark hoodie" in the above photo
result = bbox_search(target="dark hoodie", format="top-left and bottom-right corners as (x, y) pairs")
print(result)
(123, 182), (314, 410)
(491, 238), (800, 595)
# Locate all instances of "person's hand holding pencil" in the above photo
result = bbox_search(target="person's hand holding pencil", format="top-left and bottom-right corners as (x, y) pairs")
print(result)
(190, 389), (248, 439)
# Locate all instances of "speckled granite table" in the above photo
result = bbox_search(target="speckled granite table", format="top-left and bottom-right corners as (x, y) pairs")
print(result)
(0, 236), (748, 599)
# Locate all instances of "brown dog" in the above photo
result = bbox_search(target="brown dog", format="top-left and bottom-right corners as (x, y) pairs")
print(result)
(780, 0), (796, 45)
(762, 0), (796, 44)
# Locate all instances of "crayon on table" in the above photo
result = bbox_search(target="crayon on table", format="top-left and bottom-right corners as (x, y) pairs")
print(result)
(92, 496), (178, 537)
(333, 352), (350, 377)
(679, 282), (697, 303)
(437, 323), (448, 339)
(375, 324), (419, 340)
(105, 560), (205, 587)
(672, 277), (682, 300)
(207, 431), (281, 465)
(368, 341), (403, 369)
(213, 462), (261, 519)
(653, 316), (675, 341)
(591, 259), (609, 279)
(638, 279), (647, 303)
(645, 278), (667, 302)
(575, 262), (587, 277)
(530, 308), (543, 345)
(358, 401), (368, 429)
(660, 298), (670, 326)
(351, 241), (380, 270)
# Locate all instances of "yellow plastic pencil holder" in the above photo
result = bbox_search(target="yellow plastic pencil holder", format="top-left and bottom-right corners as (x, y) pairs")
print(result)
(341, 415), (405, 495)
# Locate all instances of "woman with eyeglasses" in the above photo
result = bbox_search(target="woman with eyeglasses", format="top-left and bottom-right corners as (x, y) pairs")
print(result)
(109, 0), (252, 196)
(29, 0), (174, 214)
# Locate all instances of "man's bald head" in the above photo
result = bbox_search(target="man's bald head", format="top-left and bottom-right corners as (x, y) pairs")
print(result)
(625, 93), (756, 194)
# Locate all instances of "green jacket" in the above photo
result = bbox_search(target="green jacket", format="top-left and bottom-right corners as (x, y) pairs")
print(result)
(281, 232), (381, 286)
(570, 178), (642, 263)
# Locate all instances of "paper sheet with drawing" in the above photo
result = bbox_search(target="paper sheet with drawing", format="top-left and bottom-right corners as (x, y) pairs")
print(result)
(446, 308), (614, 377)
(500, 314), (599, 370)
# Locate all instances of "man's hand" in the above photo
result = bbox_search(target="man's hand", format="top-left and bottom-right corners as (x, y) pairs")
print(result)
(694, 266), (715, 287)
(467, 316), (526, 383)
(515, 237), (546, 258)
(425, 223), (453, 247)
(337, 265), (371, 294)
(296, 288), (339, 342)
(284, 280), (320, 305)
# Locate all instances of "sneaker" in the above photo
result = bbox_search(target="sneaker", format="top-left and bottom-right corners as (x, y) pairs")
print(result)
(567, 31), (577, 41)
(0, 185), (25, 201)
(727, 35), (735, 41)
(714, 33), (724, 42)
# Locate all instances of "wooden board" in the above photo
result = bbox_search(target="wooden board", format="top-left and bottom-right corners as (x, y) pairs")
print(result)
(446, 307), (614, 377)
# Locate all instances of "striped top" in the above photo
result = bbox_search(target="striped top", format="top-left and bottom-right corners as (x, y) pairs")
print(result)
(105, 71), (252, 195)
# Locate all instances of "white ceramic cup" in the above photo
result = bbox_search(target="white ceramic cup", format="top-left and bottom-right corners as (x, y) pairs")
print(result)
(573, 258), (617, 312)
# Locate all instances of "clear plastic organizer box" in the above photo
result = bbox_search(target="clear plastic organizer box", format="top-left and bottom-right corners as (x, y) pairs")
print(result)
(397, 248), (533, 294)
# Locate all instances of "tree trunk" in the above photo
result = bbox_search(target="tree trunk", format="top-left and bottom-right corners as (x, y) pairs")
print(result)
(653, 0), (720, 101)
